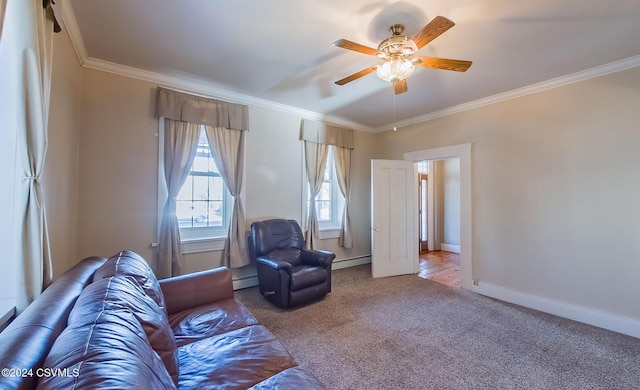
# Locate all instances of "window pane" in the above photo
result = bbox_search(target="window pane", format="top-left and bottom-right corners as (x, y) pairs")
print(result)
(191, 200), (209, 227)
(209, 176), (224, 202)
(323, 162), (331, 180)
(177, 200), (194, 228)
(192, 175), (209, 201)
(207, 175), (224, 227)
(316, 200), (331, 221)
(176, 175), (193, 201)
(418, 161), (429, 173)
(192, 153), (211, 172)
(317, 182), (331, 201)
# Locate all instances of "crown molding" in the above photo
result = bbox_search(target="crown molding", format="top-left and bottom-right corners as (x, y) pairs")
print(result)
(56, 0), (88, 65)
(373, 55), (640, 132)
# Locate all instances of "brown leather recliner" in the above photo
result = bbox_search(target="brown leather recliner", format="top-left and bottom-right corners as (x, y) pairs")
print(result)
(249, 219), (336, 308)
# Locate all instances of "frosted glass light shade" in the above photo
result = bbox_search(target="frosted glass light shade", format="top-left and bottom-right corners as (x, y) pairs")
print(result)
(376, 58), (415, 83)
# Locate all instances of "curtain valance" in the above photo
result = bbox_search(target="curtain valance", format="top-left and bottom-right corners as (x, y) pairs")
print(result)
(156, 87), (249, 131)
(300, 119), (354, 149)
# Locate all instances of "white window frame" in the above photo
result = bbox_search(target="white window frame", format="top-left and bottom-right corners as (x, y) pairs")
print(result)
(157, 119), (242, 253)
(301, 145), (345, 239)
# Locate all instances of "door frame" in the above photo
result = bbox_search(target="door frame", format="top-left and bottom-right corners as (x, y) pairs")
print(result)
(404, 143), (473, 289)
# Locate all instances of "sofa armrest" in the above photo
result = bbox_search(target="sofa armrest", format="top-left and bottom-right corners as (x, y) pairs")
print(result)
(256, 256), (293, 272)
(159, 267), (234, 315)
(301, 249), (336, 268)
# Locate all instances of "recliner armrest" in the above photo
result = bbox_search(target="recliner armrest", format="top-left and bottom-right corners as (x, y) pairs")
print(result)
(159, 267), (234, 315)
(301, 249), (336, 268)
(256, 256), (293, 271)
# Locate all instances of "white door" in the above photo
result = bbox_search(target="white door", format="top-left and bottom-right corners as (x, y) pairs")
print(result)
(371, 159), (418, 278)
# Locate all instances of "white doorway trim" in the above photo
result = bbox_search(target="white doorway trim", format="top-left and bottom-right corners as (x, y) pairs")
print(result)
(404, 143), (473, 289)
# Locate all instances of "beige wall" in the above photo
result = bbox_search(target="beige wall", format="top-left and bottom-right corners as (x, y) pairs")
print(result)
(76, 70), (159, 262)
(74, 69), (375, 278)
(45, 28), (84, 277)
(373, 66), (640, 321)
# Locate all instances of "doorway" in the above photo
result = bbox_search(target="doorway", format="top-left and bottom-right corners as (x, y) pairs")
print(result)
(404, 143), (472, 289)
(416, 158), (461, 287)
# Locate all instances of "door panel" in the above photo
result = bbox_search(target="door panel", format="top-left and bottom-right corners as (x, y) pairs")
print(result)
(371, 159), (417, 278)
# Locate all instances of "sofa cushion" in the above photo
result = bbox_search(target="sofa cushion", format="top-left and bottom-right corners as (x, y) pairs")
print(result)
(248, 366), (326, 389)
(168, 298), (258, 347)
(177, 325), (297, 389)
(68, 276), (179, 386)
(37, 308), (176, 390)
(94, 250), (167, 314)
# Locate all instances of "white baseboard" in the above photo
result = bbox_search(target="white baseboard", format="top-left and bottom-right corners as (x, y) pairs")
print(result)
(231, 255), (372, 290)
(233, 276), (259, 290)
(472, 282), (640, 339)
(440, 243), (461, 253)
(332, 255), (371, 270)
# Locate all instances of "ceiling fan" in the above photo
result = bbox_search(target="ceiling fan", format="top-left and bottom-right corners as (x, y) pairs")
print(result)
(333, 16), (472, 94)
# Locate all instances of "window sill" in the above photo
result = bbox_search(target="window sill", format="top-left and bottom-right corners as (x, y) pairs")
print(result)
(318, 228), (341, 239)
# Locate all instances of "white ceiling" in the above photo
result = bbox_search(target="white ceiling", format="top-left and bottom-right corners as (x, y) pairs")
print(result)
(63, 0), (640, 131)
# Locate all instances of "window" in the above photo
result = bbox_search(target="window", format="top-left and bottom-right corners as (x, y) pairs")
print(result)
(418, 160), (430, 173)
(157, 123), (232, 253)
(176, 127), (231, 241)
(305, 147), (345, 236)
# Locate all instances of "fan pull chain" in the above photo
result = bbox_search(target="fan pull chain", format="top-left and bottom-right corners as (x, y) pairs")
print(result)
(393, 85), (397, 131)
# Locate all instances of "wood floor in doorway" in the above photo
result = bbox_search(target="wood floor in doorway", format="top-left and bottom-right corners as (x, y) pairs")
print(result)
(419, 251), (460, 288)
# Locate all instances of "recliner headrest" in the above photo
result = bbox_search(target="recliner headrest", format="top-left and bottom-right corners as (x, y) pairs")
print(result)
(250, 219), (305, 256)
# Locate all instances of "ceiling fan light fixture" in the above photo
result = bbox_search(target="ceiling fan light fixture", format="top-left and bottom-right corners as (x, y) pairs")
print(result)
(332, 16), (471, 95)
(376, 57), (415, 83)
(377, 35), (418, 59)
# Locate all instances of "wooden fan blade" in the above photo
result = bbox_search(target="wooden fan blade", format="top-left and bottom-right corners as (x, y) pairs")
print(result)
(333, 39), (380, 56)
(394, 79), (408, 94)
(413, 57), (472, 72)
(412, 16), (455, 49)
(335, 66), (378, 85)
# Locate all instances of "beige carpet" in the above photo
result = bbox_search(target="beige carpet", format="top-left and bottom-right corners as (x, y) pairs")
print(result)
(235, 264), (640, 390)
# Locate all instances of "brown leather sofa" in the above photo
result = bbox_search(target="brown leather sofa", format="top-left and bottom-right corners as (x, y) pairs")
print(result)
(0, 250), (325, 389)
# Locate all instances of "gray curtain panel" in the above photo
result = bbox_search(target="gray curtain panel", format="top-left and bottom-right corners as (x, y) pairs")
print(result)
(14, 0), (55, 311)
(303, 140), (329, 250)
(333, 146), (353, 248)
(157, 119), (200, 278)
(204, 125), (249, 268)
